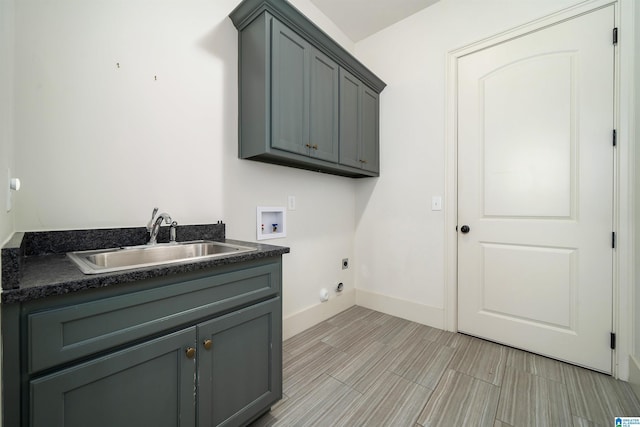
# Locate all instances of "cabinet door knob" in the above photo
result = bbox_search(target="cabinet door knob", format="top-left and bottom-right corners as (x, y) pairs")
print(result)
(312, 144), (318, 150)
(203, 339), (213, 350)
(185, 347), (196, 359)
(305, 144), (311, 148)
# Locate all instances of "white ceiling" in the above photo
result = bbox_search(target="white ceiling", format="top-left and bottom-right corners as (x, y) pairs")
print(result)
(310, 0), (440, 42)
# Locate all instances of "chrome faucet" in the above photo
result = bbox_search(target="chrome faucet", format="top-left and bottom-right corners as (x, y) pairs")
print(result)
(147, 207), (172, 245)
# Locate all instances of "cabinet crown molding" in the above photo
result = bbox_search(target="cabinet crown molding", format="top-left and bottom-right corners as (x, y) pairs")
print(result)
(229, 0), (386, 93)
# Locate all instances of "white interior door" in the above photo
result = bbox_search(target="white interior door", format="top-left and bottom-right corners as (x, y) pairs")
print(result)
(457, 5), (615, 373)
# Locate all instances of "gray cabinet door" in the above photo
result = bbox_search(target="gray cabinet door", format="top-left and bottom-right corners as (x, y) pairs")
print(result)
(339, 68), (380, 173)
(272, 19), (309, 155)
(197, 298), (282, 427)
(309, 48), (339, 162)
(361, 86), (380, 173)
(30, 328), (197, 427)
(339, 68), (362, 169)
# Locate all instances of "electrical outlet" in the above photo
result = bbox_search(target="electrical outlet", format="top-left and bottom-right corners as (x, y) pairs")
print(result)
(342, 258), (349, 269)
(288, 195), (296, 211)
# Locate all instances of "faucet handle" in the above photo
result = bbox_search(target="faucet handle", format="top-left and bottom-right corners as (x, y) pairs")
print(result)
(170, 221), (178, 243)
(147, 207), (159, 231)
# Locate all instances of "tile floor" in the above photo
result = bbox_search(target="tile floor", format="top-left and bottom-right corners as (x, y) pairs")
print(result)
(250, 306), (640, 427)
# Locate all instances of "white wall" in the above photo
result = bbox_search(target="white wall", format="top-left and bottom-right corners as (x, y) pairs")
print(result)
(0, 0), (15, 249)
(633, 0), (640, 398)
(11, 0), (357, 334)
(636, 0), (640, 359)
(353, 0), (586, 327)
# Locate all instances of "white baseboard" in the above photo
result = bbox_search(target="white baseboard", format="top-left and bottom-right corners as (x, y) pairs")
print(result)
(630, 355), (640, 402)
(283, 289), (445, 340)
(355, 289), (445, 330)
(282, 289), (356, 340)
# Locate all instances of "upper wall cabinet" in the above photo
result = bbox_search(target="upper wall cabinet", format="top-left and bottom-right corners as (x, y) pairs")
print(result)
(229, 0), (386, 178)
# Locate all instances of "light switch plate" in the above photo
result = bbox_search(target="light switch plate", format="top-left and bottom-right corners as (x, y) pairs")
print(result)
(431, 196), (442, 211)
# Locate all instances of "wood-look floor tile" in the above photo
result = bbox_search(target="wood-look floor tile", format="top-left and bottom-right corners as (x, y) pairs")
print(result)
(417, 369), (500, 427)
(389, 339), (455, 389)
(251, 374), (361, 427)
(496, 366), (572, 427)
(328, 340), (398, 393)
(435, 330), (475, 349)
(326, 306), (374, 327)
(505, 347), (564, 382)
(266, 306), (640, 427)
(282, 349), (294, 366)
(562, 364), (640, 425)
(448, 336), (506, 386)
(572, 415), (603, 426)
(363, 310), (396, 325)
(321, 319), (379, 352)
(283, 320), (338, 356)
(421, 325), (450, 343)
(377, 320), (423, 348)
(369, 315), (413, 345)
(336, 371), (433, 427)
(283, 341), (350, 397)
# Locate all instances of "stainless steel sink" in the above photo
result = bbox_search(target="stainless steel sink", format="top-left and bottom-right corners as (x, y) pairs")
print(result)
(67, 240), (257, 274)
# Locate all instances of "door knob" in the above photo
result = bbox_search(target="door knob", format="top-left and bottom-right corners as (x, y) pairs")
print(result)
(460, 225), (470, 234)
(203, 339), (213, 350)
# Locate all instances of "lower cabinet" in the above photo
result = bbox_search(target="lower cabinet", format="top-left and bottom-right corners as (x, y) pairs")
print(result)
(31, 328), (198, 427)
(30, 298), (281, 427)
(9, 258), (285, 427)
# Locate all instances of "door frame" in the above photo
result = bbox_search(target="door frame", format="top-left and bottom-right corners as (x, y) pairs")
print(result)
(443, 0), (637, 379)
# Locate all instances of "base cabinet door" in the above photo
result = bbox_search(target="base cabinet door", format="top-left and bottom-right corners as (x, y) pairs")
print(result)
(197, 298), (282, 427)
(30, 328), (197, 427)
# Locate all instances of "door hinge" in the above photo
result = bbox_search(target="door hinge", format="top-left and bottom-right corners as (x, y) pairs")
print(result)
(610, 332), (616, 350)
(613, 129), (617, 147)
(612, 232), (616, 249)
(613, 27), (618, 45)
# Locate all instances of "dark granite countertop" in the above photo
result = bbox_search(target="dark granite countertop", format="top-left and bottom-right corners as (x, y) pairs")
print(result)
(1, 224), (289, 304)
